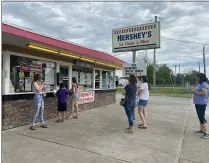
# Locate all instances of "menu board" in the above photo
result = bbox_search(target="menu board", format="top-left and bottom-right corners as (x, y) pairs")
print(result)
(45, 68), (55, 85)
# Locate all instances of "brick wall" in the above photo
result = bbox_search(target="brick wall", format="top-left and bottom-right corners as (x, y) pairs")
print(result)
(2, 91), (116, 130)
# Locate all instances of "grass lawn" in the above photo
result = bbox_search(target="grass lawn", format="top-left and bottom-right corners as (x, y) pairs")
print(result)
(117, 87), (192, 98)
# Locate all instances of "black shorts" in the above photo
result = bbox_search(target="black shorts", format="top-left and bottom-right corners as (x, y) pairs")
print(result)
(57, 103), (67, 112)
(195, 104), (207, 124)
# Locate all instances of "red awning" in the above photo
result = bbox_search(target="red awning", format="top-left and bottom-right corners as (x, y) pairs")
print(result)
(2, 23), (125, 66)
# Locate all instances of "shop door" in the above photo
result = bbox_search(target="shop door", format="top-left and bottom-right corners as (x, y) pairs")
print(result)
(59, 65), (69, 89)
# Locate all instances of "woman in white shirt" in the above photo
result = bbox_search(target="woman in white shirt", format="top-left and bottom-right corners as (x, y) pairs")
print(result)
(134, 77), (142, 120)
(137, 75), (149, 129)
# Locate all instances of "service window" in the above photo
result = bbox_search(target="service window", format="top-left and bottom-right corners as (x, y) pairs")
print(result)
(10, 55), (55, 93)
(72, 66), (93, 90)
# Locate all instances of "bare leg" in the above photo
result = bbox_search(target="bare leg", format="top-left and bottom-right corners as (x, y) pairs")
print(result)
(138, 106), (147, 127)
(62, 112), (65, 122)
(143, 108), (147, 119)
(70, 101), (75, 119)
(202, 123), (208, 134)
(58, 112), (62, 121)
(200, 123), (204, 132)
(75, 101), (79, 118)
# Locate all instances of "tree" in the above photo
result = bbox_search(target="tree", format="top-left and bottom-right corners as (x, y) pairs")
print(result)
(146, 64), (173, 86)
(136, 50), (152, 65)
(156, 64), (172, 85)
(184, 69), (199, 85)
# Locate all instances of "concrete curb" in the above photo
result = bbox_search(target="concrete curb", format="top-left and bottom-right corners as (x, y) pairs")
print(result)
(174, 99), (193, 163)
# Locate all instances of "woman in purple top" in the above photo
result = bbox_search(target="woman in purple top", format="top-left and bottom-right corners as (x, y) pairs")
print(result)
(192, 73), (209, 139)
(56, 83), (69, 122)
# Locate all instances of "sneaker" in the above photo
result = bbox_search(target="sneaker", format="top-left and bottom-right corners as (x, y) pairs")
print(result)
(30, 126), (36, 130)
(41, 124), (48, 128)
(125, 127), (134, 134)
(201, 133), (209, 139)
(195, 130), (204, 134)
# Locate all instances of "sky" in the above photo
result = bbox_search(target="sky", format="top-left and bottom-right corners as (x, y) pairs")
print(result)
(2, 1), (209, 77)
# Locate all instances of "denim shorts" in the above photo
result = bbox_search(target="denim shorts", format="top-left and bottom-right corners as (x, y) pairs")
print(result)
(135, 97), (139, 105)
(138, 99), (148, 107)
(72, 93), (79, 101)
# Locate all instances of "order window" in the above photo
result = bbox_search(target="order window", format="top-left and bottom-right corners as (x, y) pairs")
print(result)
(10, 55), (55, 93)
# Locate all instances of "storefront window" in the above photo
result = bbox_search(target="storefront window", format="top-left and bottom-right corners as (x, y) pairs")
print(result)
(95, 70), (101, 89)
(72, 66), (93, 90)
(110, 72), (115, 88)
(59, 65), (69, 89)
(102, 70), (115, 89)
(102, 71), (110, 89)
(10, 55), (55, 93)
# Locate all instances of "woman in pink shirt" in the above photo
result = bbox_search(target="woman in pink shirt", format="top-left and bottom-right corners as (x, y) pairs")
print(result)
(70, 77), (79, 119)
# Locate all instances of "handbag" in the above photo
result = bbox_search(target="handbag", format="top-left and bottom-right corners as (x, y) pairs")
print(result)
(120, 98), (126, 106)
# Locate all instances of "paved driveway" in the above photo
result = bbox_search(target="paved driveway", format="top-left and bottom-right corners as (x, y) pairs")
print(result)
(2, 95), (208, 163)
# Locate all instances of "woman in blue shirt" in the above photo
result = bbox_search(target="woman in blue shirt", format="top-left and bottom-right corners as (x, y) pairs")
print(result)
(122, 74), (137, 134)
(192, 73), (209, 139)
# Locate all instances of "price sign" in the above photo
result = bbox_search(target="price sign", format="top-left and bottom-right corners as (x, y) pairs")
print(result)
(123, 63), (147, 77)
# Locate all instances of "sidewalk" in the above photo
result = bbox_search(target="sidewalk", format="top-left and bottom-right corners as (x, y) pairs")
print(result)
(2, 96), (209, 163)
(179, 102), (209, 163)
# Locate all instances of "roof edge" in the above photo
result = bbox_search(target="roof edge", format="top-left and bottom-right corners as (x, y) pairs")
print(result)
(2, 22), (126, 64)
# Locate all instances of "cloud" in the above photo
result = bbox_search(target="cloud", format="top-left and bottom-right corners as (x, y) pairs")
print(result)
(2, 1), (209, 77)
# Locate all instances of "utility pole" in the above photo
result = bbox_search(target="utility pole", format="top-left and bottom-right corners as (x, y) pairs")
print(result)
(203, 46), (206, 75)
(198, 61), (200, 73)
(173, 64), (177, 74)
(132, 51), (136, 63)
(179, 62), (180, 74)
(153, 15), (157, 93)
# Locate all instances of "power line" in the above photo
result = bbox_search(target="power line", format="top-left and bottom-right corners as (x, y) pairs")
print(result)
(161, 36), (209, 45)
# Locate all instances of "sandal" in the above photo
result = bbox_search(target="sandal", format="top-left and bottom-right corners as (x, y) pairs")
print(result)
(56, 119), (62, 123)
(138, 124), (143, 127)
(30, 126), (36, 130)
(138, 125), (147, 129)
(41, 124), (48, 128)
(195, 130), (204, 134)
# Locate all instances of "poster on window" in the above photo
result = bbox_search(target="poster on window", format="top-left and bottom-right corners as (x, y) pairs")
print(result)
(45, 68), (55, 84)
(80, 72), (85, 85)
(78, 91), (95, 104)
(72, 71), (78, 80)
(86, 73), (92, 85)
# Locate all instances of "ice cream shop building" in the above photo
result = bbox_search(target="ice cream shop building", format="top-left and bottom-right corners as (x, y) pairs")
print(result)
(2, 23), (125, 130)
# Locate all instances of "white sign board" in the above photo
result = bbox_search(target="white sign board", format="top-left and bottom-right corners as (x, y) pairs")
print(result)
(112, 22), (160, 52)
(123, 63), (147, 77)
(78, 91), (95, 104)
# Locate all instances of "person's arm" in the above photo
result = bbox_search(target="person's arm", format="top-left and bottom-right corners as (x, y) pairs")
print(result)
(138, 84), (144, 96)
(33, 82), (44, 93)
(138, 89), (143, 96)
(122, 85), (128, 95)
(72, 84), (76, 93)
(66, 90), (70, 99)
(56, 90), (59, 96)
(192, 88), (208, 96)
(122, 89), (126, 96)
(192, 83), (208, 96)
